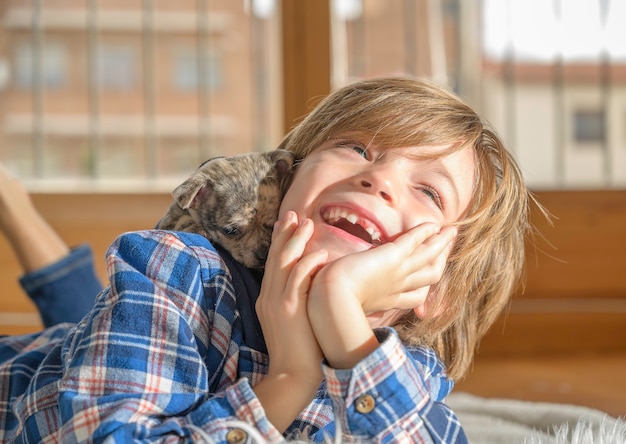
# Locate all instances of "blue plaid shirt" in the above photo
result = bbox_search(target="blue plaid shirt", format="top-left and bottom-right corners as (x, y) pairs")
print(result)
(0, 230), (467, 443)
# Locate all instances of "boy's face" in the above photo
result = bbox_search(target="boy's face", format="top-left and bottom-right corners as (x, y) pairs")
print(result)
(279, 138), (476, 264)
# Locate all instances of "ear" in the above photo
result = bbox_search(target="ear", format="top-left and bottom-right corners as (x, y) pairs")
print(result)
(413, 305), (427, 320)
(172, 173), (210, 210)
(414, 288), (443, 320)
(275, 158), (291, 179)
(272, 151), (295, 192)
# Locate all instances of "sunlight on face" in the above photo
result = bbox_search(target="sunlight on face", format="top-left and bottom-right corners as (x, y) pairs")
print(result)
(280, 139), (476, 264)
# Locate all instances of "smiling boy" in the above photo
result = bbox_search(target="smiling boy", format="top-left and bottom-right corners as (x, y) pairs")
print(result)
(0, 77), (533, 443)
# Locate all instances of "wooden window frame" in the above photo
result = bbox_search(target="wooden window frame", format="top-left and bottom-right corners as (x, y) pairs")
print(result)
(280, 1), (331, 133)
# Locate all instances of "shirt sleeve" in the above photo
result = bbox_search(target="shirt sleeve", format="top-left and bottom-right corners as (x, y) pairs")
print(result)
(55, 230), (283, 443)
(321, 328), (468, 443)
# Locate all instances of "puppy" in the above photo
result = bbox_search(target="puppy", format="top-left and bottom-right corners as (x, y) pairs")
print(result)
(156, 149), (295, 268)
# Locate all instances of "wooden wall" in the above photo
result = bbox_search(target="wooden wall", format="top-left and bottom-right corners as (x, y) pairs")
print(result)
(477, 190), (626, 357)
(1, 190), (626, 355)
(455, 191), (626, 417)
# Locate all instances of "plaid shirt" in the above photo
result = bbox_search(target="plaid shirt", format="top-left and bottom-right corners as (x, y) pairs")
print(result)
(0, 230), (467, 443)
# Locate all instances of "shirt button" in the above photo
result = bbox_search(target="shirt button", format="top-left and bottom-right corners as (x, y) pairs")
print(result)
(226, 428), (247, 444)
(355, 394), (376, 413)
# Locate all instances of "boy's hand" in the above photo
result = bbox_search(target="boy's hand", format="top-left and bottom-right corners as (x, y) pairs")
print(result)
(253, 211), (327, 431)
(307, 222), (457, 368)
(318, 222), (456, 315)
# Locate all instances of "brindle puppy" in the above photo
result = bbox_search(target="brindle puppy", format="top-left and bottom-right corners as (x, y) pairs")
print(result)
(156, 149), (295, 268)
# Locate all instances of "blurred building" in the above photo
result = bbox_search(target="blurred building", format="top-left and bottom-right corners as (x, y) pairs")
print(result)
(482, 59), (626, 188)
(330, 0), (626, 189)
(0, 0), (624, 190)
(0, 0), (282, 188)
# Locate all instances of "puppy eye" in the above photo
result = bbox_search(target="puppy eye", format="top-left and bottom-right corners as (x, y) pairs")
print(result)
(221, 225), (241, 237)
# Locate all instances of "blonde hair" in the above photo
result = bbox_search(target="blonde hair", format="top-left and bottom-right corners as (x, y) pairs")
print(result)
(279, 77), (536, 380)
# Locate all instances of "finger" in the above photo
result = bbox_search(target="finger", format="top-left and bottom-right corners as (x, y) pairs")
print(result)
(403, 237), (454, 291)
(267, 211), (299, 257)
(264, 212), (312, 275)
(389, 227), (456, 293)
(404, 225), (457, 268)
(274, 216), (314, 264)
(404, 262), (445, 291)
(421, 225), (458, 250)
(362, 223), (441, 269)
(390, 286), (431, 312)
(259, 215), (317, 314)
(283, 249), (328, 309)
(392, 222), (442, 253)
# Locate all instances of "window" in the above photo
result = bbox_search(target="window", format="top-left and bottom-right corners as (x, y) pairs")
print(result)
(1, 0), (623, 190)
(0, 1), (282, 188)
(574, 109), (606, 144)
(97, 45), (137, 91)
(329, 0), (625, 188)
(14, 41), (66, 89)
(172, 47), (222, 92)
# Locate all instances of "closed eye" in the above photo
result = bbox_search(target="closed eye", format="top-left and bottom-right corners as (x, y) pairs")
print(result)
(420, 185), (443, 209)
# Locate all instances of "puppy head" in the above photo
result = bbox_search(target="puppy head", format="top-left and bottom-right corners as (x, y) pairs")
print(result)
(172, 149), (295, 268)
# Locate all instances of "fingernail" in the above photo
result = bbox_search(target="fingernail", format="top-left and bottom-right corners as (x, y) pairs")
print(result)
(284, 211), (295, 223)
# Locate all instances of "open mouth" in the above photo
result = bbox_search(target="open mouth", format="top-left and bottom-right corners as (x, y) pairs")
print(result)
(322, 207), (383, 246)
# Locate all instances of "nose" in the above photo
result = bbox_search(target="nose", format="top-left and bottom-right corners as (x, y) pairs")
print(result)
(360, 179), (393, 202)
(358, 165), (397, 203)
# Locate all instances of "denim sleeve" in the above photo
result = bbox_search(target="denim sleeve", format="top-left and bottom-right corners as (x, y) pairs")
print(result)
(18, 244), (103, 327)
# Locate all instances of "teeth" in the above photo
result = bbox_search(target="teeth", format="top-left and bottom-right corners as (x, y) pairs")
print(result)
(366, 227), (381, 241)
(322, 207), (383, 244)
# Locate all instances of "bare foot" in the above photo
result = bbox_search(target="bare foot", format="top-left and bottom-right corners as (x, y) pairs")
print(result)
(0, 164), (38, 231)
(0, 164), (70, 273)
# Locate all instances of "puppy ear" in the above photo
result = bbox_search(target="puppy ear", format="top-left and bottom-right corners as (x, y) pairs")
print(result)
(172, 173), (210, 210)
(272, 150), (295, 193)
(275, 158), (291, 179)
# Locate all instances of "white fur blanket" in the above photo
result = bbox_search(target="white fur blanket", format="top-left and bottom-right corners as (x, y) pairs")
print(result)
(447, 392), (626, 444)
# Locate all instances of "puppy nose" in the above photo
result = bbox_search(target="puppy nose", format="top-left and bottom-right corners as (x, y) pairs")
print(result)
(360, 179), (393, 202)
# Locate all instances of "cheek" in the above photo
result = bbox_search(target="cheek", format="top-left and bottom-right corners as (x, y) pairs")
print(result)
(278, 160), (327, 219)
(403, 207), (447, 237)
(278, 171), (314, 219)
(277, 188), (293, 219)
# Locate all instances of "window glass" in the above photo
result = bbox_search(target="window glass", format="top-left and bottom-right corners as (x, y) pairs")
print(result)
(97, 45), (136, 91)
(330, 0), (625, 189)
(15, 41), (67, 89)
(0, 0), (282, 191)
(574, 110), (606, 144)
(172, 46), (222, 92)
